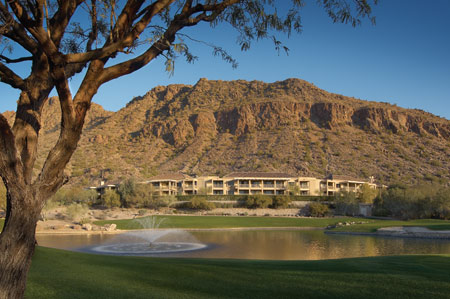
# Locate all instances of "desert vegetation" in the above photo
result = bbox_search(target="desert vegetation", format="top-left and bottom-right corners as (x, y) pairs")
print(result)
(373, 184), (450, 220)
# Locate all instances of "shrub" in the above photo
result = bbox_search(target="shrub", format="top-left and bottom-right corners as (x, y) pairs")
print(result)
(245, 195), (272, 209)
(308, 202), (330, 217)
(374, 184), (450, 220)
(65, 203), (89, 221)
(102, 189), (121, 208)
(271, 196), (292, 209)
(334, 191), (359, 216)
(185, 197), (216, 210)
(40, 198), (61, 221)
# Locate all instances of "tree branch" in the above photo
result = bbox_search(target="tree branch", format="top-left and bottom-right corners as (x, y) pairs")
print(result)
(0, 55), (32, 63)
(0, 3), (39, 54)
(0, 62), (25, 90)
(62, 0), (174, 65)
(49, 0), (84, 48)
(8, 0), (37, 28)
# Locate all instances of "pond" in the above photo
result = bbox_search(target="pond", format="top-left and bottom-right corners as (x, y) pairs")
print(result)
(36, 229), (450, 260)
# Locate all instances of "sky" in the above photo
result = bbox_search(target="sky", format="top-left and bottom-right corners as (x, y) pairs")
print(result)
(1, 0), (449, 120)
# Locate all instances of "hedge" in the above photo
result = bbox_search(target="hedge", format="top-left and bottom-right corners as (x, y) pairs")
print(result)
(175, 195), (332, 202)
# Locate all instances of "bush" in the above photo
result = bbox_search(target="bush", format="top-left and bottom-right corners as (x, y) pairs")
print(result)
(185, 197), (216, 210)
(245, 195), (272, 209)
(334, 191), (359, 216)
(308, 202), (330, 217)
(40, 198), (61, 221)
(374, 184), (450, 220)
(271, 196), (292, 209)
(102, 189), (121, 208)
(65, 203), (88, 221)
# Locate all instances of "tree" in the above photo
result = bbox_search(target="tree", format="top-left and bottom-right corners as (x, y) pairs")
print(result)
(117, 178), (137, 207)
(0, 1), (376, 297)
(102, 189), (121, 208)
(358, 183), (378, 204)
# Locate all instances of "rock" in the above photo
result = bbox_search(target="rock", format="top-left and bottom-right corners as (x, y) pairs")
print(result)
(82, 223), (92, 231)
(103, 223), (117, 231)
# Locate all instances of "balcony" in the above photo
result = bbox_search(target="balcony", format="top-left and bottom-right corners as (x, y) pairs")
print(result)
(263, 184), (274, 188)
(239, 184), (250, 188)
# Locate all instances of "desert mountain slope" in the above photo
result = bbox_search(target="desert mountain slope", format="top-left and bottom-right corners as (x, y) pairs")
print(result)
(4, 78), (449, 186)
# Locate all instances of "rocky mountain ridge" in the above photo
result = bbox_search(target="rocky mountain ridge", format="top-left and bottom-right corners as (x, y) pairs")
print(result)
(4, 78), (450, 186)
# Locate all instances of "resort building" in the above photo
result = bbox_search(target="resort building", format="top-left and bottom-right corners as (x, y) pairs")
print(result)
(91, 172), (379, 197)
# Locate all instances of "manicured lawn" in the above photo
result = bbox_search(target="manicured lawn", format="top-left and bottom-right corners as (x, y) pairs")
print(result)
(0, 218), (3, 230)
(26, 247), (450, 299)
(332, 219), (450, 233)
(94, 215), (366, 230)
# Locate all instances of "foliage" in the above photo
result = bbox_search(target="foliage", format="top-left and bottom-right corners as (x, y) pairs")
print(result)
(102, 190), (121, 208)
(184, 197), (216, 211)
(358, 183), (378, 204)
(40, 199), (60, 221)
(65, 204), (89, 222)
(50, 187), (98, 206)
(308, 202), (330, 217)
(117, 178), (137, 207)
(287, 185), (301, 196)
(373, 184), (450, 220)
(334, 191), (360, 216)
(245, 195), (273, 209)
(270, 196), (292, 209)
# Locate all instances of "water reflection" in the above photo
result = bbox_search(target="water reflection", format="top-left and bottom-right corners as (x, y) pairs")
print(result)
(36, 230), (450, 260)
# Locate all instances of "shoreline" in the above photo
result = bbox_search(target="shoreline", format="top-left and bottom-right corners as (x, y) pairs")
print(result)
(326, 227), (450, 240)
(35, 226), (325, 235)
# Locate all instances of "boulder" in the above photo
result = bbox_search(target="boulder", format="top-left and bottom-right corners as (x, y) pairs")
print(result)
(103, 223), (117, 231)
(82, 223), (93, 231)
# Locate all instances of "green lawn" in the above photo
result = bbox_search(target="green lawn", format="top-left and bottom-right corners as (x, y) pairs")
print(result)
(0, 218), (3, 230)
(331, 219), (450, 233)
(94, 215), (366, 230)
(26, 247), (450, 299)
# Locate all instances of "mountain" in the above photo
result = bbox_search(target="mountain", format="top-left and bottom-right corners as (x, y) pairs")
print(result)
(4, 78), (450, 186)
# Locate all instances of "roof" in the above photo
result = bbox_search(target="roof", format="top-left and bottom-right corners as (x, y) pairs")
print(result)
(326, 174), (370, 183)
(223, 172), (295, 179)
(146, 173), (192, 181)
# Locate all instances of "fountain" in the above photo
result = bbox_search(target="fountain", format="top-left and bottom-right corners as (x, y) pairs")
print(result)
(89, 216), (207, 255)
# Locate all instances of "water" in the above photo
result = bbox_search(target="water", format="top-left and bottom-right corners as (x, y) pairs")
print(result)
(35, 229), (450, 260)
(86, 216), (207, 255)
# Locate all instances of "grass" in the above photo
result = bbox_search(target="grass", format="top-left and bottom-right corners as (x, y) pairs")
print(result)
(93, 215), (366, 230)
(331, 219), (450, 233)
(26, 247), (450, 299)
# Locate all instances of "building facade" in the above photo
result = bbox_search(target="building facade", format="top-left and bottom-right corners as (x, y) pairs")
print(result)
(127, 172), (379, 196)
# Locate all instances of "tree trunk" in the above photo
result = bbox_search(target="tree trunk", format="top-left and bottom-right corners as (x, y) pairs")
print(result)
(0, 191), (40, 299)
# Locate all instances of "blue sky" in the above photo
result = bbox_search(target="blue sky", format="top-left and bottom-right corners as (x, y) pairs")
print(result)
(1, 0), (449, 120)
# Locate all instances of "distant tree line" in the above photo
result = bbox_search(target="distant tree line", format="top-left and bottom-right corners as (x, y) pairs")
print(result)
(373, 184), (450, 220)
